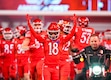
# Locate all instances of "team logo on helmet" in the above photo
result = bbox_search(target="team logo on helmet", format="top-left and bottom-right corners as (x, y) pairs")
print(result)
(78, 17), (89, 27)
(47, 22), (60, 40)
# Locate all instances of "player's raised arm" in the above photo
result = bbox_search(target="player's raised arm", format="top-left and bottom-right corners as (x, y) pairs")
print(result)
(62, 14), (77, 43)
(26, 14), (45, 42)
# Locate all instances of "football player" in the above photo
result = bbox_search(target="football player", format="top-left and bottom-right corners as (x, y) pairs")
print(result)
(22, 18), (45, 80)
(72, 17), (95, 79)
(0, 27), (15, 80)
(13, 25), (31, 80)
(58, 20), (74, 80)
(101, 29), (111, 74)
(102, 29), (111, 49)
(26, 14), (76, 80)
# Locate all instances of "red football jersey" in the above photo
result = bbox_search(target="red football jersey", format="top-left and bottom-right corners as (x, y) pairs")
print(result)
(14, 37), (29, 61)
(73, 26), (95, 50)
(60, 34), (74, 60)
(27, 22), (76, 65)
(102, 39), (111, 50)
(0, 39), (15, 63)
(15, 37), (26, 54)
(25, 31), (45, 60)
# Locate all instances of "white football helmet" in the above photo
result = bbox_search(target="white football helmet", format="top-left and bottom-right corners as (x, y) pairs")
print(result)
(62, 20), (72, 34)
(32, 19), (43, 33)
(3, 27), (13, 40)
(104, 29), (111, 39)
(47, 22), (60, 40)
(14, 25), (26, 38)
(78, 17), (89, 27)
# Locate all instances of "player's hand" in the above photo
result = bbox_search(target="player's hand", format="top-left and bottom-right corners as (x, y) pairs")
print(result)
(26, 14), (32, 21)
(26, 14), (33, 27)
(70, 14), (77, 22)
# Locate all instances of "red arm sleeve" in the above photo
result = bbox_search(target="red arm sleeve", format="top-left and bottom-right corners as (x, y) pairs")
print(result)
(27, 16), (45, 42)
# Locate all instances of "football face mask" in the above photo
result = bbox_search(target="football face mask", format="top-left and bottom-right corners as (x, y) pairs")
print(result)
(3, 28), (13, 40)
(47, 22), (60, 40)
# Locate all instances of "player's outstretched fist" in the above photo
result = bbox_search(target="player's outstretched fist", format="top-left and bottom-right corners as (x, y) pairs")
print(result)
(71, 14), (77, 29)
(26, 14), (32, 21)
(71, 14), (77, 22)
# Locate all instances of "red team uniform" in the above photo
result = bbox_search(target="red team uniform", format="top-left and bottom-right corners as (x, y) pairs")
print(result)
(102, 39), (111, 50)
(26, 14), (76, 80)
(14, 37), (30, 78)
(101, 29), (111, 72)
(73, 26), (95, 70)
(73, 17), (95, 50)
(58, 20), (74, 80)
(0, 39), (15, 80)
(0, 28), (15, 80)
(102, 40), (111, 73)
(13, 25), (30, 79)
(71, 17), (95, 80)
(101, 29), (111, 50)
(25, 31), (45, 80)
(74, 26), (95, 50)
(59, 37), (73, 80)
(0, 26), (3, 79)
(22, 18), (46, 80)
